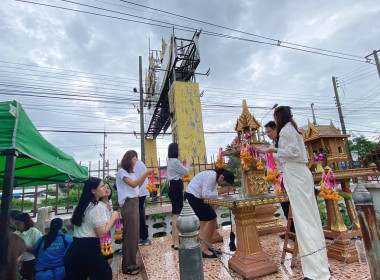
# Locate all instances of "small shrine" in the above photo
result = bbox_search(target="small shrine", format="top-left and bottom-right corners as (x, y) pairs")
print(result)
(234, 99), (262, 145)
(223, 99), (285, 235)
(303, 120), (351, 171)
(302, 120), (380, 263)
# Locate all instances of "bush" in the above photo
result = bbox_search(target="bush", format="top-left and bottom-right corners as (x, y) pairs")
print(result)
(151, 213), (166, 222)
(318, 199), (327, 226)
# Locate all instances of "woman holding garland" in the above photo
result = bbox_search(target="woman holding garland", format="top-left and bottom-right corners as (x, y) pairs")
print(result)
(64, 177), (118, 280)
(265, 106), (330, 280)
(116, 150), (151, 276)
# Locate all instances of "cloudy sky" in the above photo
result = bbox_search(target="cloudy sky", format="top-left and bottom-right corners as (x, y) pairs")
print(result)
(1, 0), (379, 173)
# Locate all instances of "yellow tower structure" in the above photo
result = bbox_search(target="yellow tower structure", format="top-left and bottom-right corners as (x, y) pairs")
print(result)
(168, 81), (206, 163)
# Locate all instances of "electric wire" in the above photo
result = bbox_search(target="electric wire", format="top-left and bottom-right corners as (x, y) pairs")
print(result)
(14, 0), (373, 64)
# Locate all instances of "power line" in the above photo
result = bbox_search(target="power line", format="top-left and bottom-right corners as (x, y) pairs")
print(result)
(15, 0), (373, 64)
(0, 60), (139, 81)
(119, 0), (365, 60)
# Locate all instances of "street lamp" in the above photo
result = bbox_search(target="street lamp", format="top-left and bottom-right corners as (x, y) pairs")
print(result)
(261, 104), (278, 142)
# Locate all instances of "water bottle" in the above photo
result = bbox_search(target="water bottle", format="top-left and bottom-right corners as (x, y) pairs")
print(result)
(355, 237), (367, 264)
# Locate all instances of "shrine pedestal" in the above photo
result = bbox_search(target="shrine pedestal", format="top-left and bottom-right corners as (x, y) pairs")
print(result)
(323, 199), (361, 263)
(229, 205), (277, 279)
(205, 193), (288, 280)
(254, 205), (285, 235)
(324, 228), (361, 263)
(244, 170), (286, 235)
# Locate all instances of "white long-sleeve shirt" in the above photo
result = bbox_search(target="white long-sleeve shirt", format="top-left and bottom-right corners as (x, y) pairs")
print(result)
(167, 158), (189, 181)
(277, 122), (309, 164)
(134, 160), (149, 197)
(185, 170), (218, 199)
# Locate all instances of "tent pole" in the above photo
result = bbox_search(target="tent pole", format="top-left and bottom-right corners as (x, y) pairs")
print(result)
(0, 149), (18, 280)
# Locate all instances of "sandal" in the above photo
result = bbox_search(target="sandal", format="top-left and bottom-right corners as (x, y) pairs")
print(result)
(124, 268), (139, 275)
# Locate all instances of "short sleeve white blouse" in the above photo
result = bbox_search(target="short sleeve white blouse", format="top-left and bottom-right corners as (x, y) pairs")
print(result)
(15, 227), (43, 261)
(116, 168), (139, 206)
(73, 202), (109, 238)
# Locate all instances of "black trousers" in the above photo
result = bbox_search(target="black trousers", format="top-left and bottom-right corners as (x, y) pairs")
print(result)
(281, 201), (295, 233)
(64, 237), (112, 280)
(139, 196), (149, 240)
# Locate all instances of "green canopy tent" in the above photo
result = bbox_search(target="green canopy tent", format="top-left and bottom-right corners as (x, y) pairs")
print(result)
(0, 101), (88, 279)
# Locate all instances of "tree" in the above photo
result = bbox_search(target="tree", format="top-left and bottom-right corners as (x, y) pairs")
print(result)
(348, 135), (379, 156)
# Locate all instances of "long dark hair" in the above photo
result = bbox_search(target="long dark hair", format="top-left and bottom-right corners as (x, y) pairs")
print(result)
(168, 142), (179, 158)
(44, 218), (63, 250)
(14, 213), (34, 231)
(273, 106), (302, 148)
(214, 168), (235, 185)
(120, 150), (137, 173)
(71, 177), (102, 227)
(7, 233), (26, 280)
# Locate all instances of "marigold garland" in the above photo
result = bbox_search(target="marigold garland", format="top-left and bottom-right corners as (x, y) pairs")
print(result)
(114, 213), (123, 244)
(182, 159), (191, 182)
(147, 169), (158, 193)
(216, 147), (227, 169)
(240, 141), (253, 171)
(318, 167), (342, 201)
(100, 233), (114, 256)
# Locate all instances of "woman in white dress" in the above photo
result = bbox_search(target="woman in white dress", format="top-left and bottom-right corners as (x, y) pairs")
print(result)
(265, 106), (330, 280)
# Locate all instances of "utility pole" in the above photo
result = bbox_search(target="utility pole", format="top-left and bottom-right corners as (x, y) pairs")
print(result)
(332, 76), (354, 167)
(373, 50), (380, 80)
(139, 56), (146, 163)
(103, 129), (107, 179)
(310, 103), (317, 125)
(365, 49), (380, 80)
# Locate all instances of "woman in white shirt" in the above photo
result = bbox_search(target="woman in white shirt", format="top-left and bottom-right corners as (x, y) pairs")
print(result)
(266, 106), (330, 280)
(116, 150), (151, 276)
(184, 168), (234, 258)
(14, 213), (43, 280)
(167, 142), (189, 249)
(64, 177), (118, 280)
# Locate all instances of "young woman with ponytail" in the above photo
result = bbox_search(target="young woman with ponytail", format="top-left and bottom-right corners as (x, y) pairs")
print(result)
(33, 218), (73, 280)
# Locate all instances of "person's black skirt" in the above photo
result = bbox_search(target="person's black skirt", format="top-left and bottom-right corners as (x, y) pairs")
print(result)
(64, 237), (112, 280)
(168, 179), (184, 214)
(184, 192), (216, 221)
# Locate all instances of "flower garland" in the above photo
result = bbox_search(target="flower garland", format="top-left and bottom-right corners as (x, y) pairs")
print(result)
(314, 152), (325, 162)
(256, 156), (264, 171)
(113, 213), (123, 244)
(264, 152), (283, 193)
(240, 141), (253, 171)
(318, 167), (343, 201)
(273, 174), (284, 194)
(182, 159), (191, 182)
(264, 152), (280, 183)
(100, 233), (114, 256)
(216, 147), (227, 169)
(147, 169), (158, 193)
